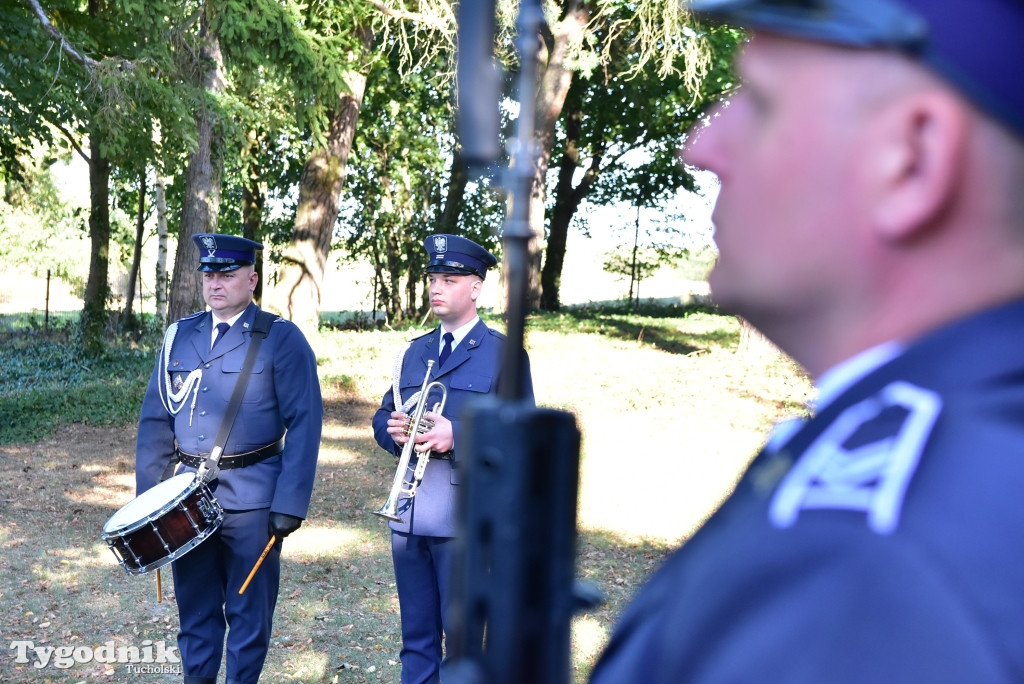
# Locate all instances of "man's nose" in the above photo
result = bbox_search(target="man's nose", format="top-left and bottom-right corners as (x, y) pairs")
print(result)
(679, 100), (730, 173)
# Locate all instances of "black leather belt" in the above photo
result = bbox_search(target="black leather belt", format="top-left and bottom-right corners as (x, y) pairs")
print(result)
(432, 450), (454, 460)
(177, 436), (285, 470)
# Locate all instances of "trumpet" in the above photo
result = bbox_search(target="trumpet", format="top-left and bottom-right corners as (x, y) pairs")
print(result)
(374, 360), (448, 522)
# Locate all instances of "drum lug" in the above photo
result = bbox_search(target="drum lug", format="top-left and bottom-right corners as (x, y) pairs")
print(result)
(198, 497), (220, 525)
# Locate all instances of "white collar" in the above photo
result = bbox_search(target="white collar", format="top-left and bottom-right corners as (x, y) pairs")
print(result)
(213, 310), (245, 328)
(813, 340), (904, 412)
(441, 316), (481, 350)
(764, 340), (904, 454)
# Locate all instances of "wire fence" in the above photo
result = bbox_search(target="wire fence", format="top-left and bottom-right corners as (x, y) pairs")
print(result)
(0, 269), (159, 337)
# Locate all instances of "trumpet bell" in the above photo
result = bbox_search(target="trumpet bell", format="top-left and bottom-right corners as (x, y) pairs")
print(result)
(373, 502), (404, 523)
(374, 474), (408, 522)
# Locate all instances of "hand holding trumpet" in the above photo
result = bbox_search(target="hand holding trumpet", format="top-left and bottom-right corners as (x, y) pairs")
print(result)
(387, 409), (453, 454)
(375, 361), (450, 521)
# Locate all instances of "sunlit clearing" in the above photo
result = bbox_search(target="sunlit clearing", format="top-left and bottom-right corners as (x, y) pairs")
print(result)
(276, 650), (330, 682)
(282, 525), (363, 559)
(572, 615), (609, 668)
(75, 475), (137, 510)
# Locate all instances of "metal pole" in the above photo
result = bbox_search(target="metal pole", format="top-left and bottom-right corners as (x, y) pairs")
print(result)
(446, 2), (596, 683)
(498, 0), (543, 401)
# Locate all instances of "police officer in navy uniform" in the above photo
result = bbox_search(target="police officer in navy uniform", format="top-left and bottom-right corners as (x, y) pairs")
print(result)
(590, 1), (1024, 682)
(372, 234), (534, 684)
(136, 233), (322, 684)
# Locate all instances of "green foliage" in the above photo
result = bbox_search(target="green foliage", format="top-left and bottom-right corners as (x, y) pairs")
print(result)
(561, 18), (743, 211)
(337, 38), (503, 322)
(600, 216), (715, 306)
(0, 158), (92, 290)
(319, 373), (358, 395)
(603, 245), (665, 282)
(0, 334), (155, 444)
(214, 0), (376, 142)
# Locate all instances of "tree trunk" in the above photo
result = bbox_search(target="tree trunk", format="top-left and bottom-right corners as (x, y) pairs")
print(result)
(167, 8), (225, 323)
(526, 0), (589, 310)
(271, 79), (367, 331)
(81, 133), (111, 356)
(154, 172), (169, 327)
(629, 208), (640, 310)
(438, 154), (468, 234)
(242, 142), (266, 305)
(738, 318), (779, 359)
(385, 224), (405, 325)
(124, 170), (147, 327)
(271, 30), (372, 335)
(540, 97), (591, 311)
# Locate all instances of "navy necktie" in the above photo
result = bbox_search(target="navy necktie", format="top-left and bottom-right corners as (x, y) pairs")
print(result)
(212, 322), (230, 349)
(438, 332), (454, 367)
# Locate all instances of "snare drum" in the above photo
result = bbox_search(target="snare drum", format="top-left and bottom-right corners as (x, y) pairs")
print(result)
(102, 473), (223, 575)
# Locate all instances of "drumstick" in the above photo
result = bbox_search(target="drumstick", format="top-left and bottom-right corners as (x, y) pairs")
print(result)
(156, 568), (162, 603)
(238, 535), (277, 595)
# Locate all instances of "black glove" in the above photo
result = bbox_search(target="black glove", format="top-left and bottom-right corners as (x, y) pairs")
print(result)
(268, 512), (302, 540)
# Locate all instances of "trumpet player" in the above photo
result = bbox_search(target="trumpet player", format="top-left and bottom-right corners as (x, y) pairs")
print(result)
(372, 233), (535, 684)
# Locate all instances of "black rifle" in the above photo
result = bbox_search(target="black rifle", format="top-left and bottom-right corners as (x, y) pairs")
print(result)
(443, 1), (600, 682)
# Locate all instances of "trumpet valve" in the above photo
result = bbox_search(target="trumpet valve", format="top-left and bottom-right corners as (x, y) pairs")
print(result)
(403, 417), (434, 437)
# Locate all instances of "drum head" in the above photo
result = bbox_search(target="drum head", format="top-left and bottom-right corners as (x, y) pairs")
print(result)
(103, 473), (196, 533)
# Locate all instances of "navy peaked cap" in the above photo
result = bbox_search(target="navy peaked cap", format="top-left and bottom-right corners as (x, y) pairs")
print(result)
(192, 233), (263, 272)
(424, 234), (498, 279)
(689, 0), (1024, 141)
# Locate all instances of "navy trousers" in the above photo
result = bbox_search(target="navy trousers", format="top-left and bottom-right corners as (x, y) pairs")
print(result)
(172, 508), (280, 684)
(391, 531), (456, 684)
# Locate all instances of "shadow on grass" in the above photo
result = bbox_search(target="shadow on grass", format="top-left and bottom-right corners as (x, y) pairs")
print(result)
(517, 304), (738, 357)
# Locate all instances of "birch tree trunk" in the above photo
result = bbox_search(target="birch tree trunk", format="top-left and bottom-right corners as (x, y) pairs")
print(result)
(154, 173), (169, 327)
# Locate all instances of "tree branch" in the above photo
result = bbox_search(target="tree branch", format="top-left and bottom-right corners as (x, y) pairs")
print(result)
(25, 0), (101, 72)
(366, 0), (450, 31)
(51, 120), (91, 165)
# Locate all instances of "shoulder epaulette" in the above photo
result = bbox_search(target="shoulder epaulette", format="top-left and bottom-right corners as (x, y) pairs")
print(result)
(252, 310), (277, 337)
(410, 328), (434, 342)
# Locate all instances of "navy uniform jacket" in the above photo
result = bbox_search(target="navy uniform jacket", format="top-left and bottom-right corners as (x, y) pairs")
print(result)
(591, 298), (1024, 683)
(136, 303), (322, 519)
(372, 319), (534, 538)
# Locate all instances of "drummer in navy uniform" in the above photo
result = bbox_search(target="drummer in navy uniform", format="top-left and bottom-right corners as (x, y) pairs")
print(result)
(135, 233), (322, 684)
(371, 234), (535, 684)
(590, 1), (1024, 682)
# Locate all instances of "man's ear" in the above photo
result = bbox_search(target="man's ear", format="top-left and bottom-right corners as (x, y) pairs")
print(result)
(870, 90), (968, 241)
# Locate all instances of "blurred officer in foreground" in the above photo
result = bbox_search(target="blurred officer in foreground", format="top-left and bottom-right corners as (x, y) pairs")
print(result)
(591, 1), (1024, 681)
(136, 233), (322, 684)
(372, 234), (534, 684)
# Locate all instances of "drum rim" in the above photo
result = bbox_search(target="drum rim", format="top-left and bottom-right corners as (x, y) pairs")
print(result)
(101, 473), (211, 535)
